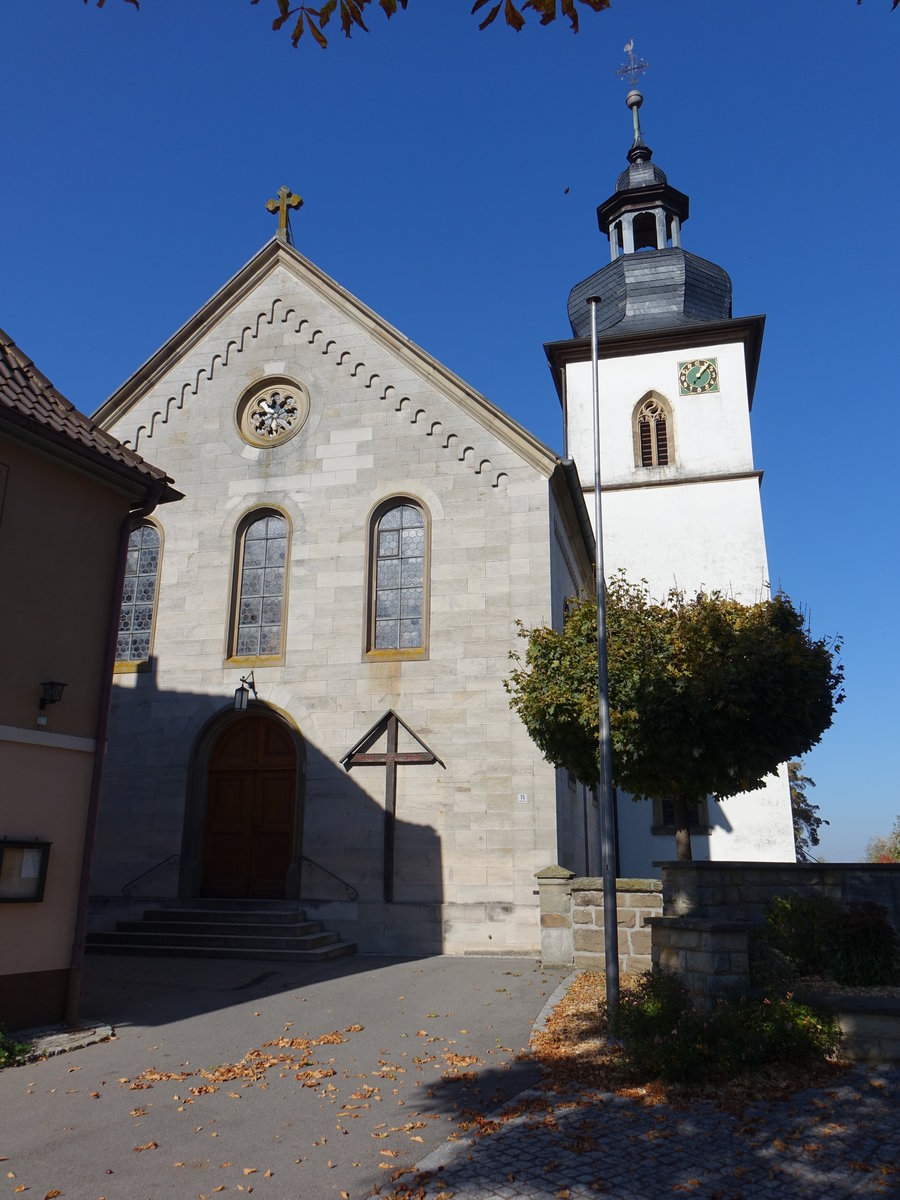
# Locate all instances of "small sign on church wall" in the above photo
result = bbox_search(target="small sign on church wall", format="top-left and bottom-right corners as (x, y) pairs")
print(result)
(0, 840), (51, 902)
(517, 793), (529, 805)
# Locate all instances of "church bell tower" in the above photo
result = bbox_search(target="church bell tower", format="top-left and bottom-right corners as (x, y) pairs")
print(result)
(545, 66), (770, 608)
(544, 55), (797, 869)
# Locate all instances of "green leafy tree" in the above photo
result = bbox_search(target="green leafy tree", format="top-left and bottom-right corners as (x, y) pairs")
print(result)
(865, 815), (900, 863)
(788, 759), (828, 863)
(505, 576), (844, 861)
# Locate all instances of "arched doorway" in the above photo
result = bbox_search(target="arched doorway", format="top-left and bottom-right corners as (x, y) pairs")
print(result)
(200, 713), (299, 898)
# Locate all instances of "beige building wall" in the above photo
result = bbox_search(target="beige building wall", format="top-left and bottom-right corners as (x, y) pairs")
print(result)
(0, 437), (128, 1026)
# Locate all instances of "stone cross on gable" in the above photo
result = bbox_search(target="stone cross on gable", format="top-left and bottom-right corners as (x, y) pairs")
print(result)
(266, 185), (303, 245)
(342, 711), (445, 903)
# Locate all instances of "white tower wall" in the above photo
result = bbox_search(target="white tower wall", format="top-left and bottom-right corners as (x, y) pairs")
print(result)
(562, 338), (796, 869)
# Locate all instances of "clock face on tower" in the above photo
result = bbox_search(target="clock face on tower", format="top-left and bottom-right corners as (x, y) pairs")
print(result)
(678, 357), (719, 395)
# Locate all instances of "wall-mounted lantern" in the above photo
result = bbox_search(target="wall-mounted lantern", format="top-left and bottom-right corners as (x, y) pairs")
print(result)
(37, 681), (67, 728)
(233, 671), (258, 712)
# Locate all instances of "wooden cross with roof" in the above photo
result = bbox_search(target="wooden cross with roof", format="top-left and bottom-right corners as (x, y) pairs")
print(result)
(342, 711), (445, 903)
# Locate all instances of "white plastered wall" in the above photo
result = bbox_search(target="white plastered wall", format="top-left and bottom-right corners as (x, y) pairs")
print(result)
(563, 338), (796, 870)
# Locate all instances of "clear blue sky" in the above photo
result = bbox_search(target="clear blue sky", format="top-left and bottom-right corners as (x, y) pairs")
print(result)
(2, 1), (897, 861)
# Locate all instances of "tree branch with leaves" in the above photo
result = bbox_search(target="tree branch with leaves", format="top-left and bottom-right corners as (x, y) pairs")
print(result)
(86, 0), (612, 48)
(505, 576), (844, 861)
(865, 815), (900, 863)
(788, 759), (828, 863)
(86, 1), (898, 47)
(250, 0), (611, 47)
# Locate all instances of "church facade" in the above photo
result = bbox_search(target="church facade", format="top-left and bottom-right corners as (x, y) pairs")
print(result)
(89, 91), (794, 955)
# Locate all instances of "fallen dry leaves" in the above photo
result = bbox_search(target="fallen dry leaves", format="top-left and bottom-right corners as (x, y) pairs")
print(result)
(379, 971), (870, 1200)
(125, 1025), (363, 1101)
(529, 972), (850, 1114)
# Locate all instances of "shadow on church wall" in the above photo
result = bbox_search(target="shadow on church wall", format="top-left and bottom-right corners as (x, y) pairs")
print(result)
(89, 658), (445, 961)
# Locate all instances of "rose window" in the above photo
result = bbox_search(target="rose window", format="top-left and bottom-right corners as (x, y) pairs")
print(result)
(249, 390), (299, 439)
(236, 377), (310, 447)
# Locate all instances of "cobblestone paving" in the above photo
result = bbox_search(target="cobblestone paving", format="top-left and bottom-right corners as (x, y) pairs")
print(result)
(412, 1067), (900, 1199)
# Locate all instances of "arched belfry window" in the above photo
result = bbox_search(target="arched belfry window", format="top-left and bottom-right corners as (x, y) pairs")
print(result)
(633, 393), (673, 468)
(229, 510), (289, 661)
(116, 521), (161, 665)
(367, 499), (429, 657)
(632, 211), (659, 252)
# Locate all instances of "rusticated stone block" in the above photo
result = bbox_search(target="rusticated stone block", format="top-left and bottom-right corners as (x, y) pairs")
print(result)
(573, 909), (593, 925)
(656, 947), (685, 973)
(700, 930), (746, 953)
(668, 929), (701, 951)
(615, 878), (662, 893)
(686, 949), (732, 974)
(573, 928), (606, 953)
(576, 952), (607, 969)
(628, 928), (651, 956)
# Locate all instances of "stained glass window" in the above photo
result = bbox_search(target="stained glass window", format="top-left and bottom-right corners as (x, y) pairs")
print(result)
(373, 503), (425, 651)
(116, 523), (160, 662)
(234, 513), (287, 658)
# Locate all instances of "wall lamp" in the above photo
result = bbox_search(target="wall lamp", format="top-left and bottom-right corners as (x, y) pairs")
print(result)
(37, 680), (67, 728)
(233, 671), (258, 712)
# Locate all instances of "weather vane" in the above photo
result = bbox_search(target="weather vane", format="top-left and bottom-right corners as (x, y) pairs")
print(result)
(616, 40), (649, 91)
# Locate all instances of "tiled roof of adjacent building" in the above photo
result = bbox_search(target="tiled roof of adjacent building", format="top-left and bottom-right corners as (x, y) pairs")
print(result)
(0, 326), (177, 499)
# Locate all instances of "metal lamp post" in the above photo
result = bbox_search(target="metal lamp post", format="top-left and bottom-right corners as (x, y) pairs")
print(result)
(588, 295), (620, 1025)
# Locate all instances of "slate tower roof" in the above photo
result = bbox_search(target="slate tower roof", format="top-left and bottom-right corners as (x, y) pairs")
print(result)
(567, 87), (732, 339)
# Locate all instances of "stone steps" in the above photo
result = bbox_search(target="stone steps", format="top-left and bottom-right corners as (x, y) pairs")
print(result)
(111, 918), (326, 938)
(85, 903), (356, 963)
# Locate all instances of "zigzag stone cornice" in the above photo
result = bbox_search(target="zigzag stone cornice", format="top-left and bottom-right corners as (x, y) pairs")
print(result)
(124, 296), (512, 489)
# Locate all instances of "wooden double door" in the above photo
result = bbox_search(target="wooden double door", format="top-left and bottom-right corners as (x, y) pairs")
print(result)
(201, 715), (298, 899)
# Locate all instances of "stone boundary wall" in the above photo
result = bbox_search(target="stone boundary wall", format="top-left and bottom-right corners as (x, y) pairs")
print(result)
(659, 861), (900, 934)
(650, 915), (750, 1009)
(795, 989), (900, 1063)
(649, 861), (900, 1043)
(535, 867), (662, 974)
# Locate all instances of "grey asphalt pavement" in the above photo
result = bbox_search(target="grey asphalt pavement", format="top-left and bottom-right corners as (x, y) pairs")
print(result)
(4, 956), (898, 1200)
(0, 953), (565, 1199)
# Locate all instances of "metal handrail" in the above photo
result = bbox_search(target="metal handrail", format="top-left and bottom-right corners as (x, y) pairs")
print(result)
(121, 853), (181, 896)
(301, 855), (358, 901)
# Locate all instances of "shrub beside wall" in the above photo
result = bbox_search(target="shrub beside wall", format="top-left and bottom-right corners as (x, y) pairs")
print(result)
(648, 861), (900, 1060)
